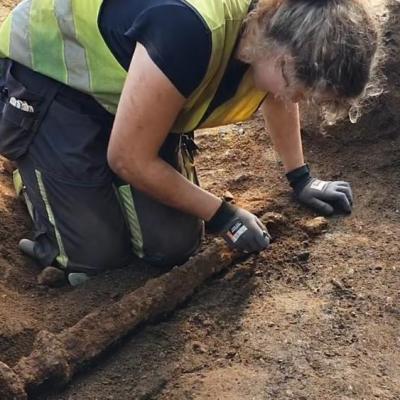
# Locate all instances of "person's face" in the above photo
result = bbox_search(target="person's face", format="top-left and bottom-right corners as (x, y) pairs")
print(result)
(251, 55), (306, 103)
(251, 54), (341, 108)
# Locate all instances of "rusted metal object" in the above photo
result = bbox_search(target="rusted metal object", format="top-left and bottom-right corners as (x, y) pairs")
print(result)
(0, 240), (236, 399)
(0, 212), (285, 399)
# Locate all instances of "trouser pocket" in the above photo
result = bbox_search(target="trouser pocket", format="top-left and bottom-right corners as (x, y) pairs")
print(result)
(0, 98), (40, 160)
(0, 61), (58, 160)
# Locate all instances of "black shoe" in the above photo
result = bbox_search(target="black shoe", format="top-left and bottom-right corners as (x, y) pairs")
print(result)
(18, 238), (36, 259)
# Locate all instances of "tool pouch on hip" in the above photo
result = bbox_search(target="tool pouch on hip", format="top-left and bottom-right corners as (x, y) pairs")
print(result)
(180, 133), (199, 186)
(158, 132), (200, 186)
(0, 60), (58, 160)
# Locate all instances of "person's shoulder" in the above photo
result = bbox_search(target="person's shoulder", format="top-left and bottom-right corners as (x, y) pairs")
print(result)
(139, 1), (211, 32)
(129, 1), (212, 97)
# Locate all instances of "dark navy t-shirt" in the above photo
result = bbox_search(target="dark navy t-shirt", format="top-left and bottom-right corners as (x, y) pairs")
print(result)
(99, 0), (213, 98)
(99, 0), (250, 113)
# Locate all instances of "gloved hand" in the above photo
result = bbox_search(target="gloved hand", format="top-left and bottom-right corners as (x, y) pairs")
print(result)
(205, 201), (271, 253)
(286, 165), (353, 216)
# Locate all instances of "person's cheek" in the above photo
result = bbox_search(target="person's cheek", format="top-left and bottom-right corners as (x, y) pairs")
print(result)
(291, 92), (305, 103)
(252, 67), (267, 91)
(256, 72), (285, 95)
(254, 71), (277, 93)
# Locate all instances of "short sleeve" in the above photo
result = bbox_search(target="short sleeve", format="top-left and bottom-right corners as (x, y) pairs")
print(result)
(125, 5), (212, 98)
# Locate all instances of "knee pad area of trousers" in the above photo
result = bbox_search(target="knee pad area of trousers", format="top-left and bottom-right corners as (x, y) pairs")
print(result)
(143, 235), (202, 269)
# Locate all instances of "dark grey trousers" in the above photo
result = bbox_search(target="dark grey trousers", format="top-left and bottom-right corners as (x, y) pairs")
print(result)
(0, 60), (203, 273)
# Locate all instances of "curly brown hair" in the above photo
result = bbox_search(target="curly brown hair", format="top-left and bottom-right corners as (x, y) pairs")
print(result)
(240, 0), (381, 118)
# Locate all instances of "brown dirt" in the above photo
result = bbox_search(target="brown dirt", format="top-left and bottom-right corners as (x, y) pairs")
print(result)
(1, 1), (399, 399)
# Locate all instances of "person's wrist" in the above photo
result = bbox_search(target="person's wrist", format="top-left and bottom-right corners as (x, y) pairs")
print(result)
(286, 164), (312, 192)
(205, 200), (238, 234)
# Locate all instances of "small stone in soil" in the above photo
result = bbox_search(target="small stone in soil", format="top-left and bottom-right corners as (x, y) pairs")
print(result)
(296, 251), (310, 262)
(111, 292), (121, 300)
(301, 217), (329, 235)
(226, 350), (237, 359)
(1, 159), (16, 175)
(263, 212), (288, 228)
(331, 278), (345, 290)
(223, 191), (234, 201)
(37, 266), (66, 287)
(192, 341), (208, 354)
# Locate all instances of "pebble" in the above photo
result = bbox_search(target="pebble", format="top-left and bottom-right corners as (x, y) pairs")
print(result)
(301, 217), (329, 235)
(37, 266), (66, 288)
(192, 341), (208, 354)
(219, 128), (230, 136)
(263, 212), (288, 228)
(1, 159), (16, 175)
(223, 191), (234, 201)
(226, 350), (237, 359)
(331, 278), (345, 290)
(297, 251), (310, 262)
(111, 292), (121, 300)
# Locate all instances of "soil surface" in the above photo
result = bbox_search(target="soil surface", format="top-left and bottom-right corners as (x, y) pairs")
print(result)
(0, 1), (399, 399)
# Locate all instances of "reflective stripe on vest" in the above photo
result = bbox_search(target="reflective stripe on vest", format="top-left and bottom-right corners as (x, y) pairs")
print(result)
(9, 0), (33, 69)
(54, 0), (91, 92)
(0, 0), (126, 113)
(0, 0), (266, 131)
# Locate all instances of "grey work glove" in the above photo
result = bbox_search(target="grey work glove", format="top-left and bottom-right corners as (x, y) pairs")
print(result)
(205, 201), (271, 253)
(286, 165), (353, 216)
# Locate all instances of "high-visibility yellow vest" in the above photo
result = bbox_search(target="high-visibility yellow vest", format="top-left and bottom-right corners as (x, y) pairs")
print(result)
(0, 0), (266, 132)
